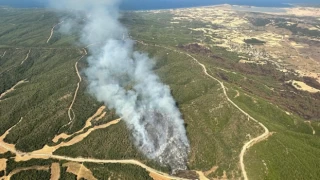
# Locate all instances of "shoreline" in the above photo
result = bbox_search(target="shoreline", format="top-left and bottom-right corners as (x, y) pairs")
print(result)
(0, 3), (296, 11)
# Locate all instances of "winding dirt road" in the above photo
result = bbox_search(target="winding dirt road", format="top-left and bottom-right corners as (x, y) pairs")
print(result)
(37, 155), (184, 180)
(137, 41), (270, 180)
(0, 42), (188, 179)
(0, 80), (28, 100)
(0, 41), (270, 180)
(63, 49), (88, 128)
(184, 49), (269, 180)
(0, 125), (186, 180)
(20, 49), (31, 65)
(46, 21), (64, 44)
(0, 107), (185, 180)
(3, 165), (49, 180)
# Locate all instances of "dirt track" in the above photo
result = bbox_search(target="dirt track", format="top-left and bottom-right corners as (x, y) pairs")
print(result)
(0, 80), (28, 100)
(0, 41), (270, 180)
(184, 51), (270, 180)
(20, 49), (31, 65)
(0, 140), (186, 180)
(47, 22), (64, 44)
(63, 49), (88, 128)
(305, 121), (316, 135)
(137, 41), (270, 180)
(54, 106), (106, 143)
(4, 166), (49, 180)
(0, 115), (184, 180)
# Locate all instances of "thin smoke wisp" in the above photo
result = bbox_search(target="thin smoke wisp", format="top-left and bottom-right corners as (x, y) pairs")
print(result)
(50, 0), (190, 170)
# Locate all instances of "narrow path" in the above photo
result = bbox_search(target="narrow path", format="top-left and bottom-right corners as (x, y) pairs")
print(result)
(234, 90), (240, 98)
(20, 49), (31, 65)
(47, 21), (64, 44)
(305, 121), (316, 135)
(54, 106), (106, 143)
(204, 166), (218, 177)
(0, 80), (28, 100)
(3, 165), (49, 180)
(62, 49), (88, 128)
(137, 41), (270, 180)
(1, 51), (6, 58)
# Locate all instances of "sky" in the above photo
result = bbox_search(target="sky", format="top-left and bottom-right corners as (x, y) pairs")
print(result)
(0, 0), (319, 9)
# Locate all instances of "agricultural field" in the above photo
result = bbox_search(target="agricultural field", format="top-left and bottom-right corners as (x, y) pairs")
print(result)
(0, 4), (320, 180)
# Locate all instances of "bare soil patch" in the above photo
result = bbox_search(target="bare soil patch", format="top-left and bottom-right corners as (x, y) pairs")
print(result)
(63, 162), (97, 180)
(0, 158), (7, 172)
(287, 80), (320, 93)
(149, 172), (171, 180)
(195, 171), (209, 180)
(204, 165), (219, 176)
(0, 147), (8, 154)
(19, 118), (121, 161)
(50, 163), (60, 180)
(53, 106), (106, 143)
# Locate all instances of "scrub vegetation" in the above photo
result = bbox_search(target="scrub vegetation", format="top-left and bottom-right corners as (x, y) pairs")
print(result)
(0, 6), (319, 180)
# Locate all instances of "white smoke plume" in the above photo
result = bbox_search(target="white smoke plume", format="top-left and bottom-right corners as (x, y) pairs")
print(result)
(49, 0), (190, 170)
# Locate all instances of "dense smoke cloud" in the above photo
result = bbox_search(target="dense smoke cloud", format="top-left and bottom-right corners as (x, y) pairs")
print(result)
(49, 0), (190, 170)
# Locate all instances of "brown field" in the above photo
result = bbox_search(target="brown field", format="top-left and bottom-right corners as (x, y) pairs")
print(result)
(170, 5), (320, 85)
(63, 162), (97, 180)
(50, 163), (60, 180)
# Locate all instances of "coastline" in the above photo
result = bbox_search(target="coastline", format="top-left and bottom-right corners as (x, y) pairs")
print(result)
(0, 2), (298, 11)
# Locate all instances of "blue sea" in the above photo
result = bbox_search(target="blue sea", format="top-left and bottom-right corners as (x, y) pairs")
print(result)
(0, 0), (319, 10)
